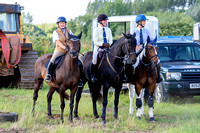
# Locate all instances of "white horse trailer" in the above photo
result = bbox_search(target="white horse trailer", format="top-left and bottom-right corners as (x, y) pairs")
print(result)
(193, 23), (200, 43)
(92, 15), (159, 48)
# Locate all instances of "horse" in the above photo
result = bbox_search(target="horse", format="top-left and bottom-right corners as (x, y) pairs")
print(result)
(74, 33), (139, 124)
(128, 36), (159, 121)
(32, 32), (82, 123)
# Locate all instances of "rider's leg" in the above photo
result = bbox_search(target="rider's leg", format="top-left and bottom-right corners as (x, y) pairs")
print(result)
(45, 50), (64, 82)
(78, 59), (84, 87)
(156, 61), (162, 83)
(91, 49), (98, 82)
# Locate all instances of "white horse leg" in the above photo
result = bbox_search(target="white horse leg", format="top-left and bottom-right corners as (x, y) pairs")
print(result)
(148, 96), (156, 121)
(136, 92), (143, 118)
(128, 83), (135, 115)
(141, 89), (145, 117)
(149, 107), (154, 118)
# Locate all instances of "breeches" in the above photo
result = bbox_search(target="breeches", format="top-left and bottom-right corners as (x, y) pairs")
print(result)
(50, 50), (65, 63)
(92, 47), (103, 64)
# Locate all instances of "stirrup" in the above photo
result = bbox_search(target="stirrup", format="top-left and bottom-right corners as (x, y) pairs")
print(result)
(78, 79), (84, 87)
(45, 74), (51, 82)
(91, 76), (98, 82)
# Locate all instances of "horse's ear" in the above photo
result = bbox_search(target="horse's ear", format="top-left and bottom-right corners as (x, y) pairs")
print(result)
(147, 36), (150, 44)
(122, 32), (128, 38)
(153, 35), (157, 42)
(77, 31), (82, 39)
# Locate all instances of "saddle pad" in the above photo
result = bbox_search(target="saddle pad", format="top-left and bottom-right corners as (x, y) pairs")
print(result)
(45, 55), (65, 79)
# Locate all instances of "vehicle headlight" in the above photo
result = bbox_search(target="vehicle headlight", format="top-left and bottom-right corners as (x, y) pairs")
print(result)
(166, 72), (181, 81)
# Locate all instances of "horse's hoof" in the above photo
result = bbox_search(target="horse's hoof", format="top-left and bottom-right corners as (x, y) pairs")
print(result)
(102, 120), (107, 125)
(74, 116), (80, 120)
(142, 114), (146, 117)
(149, 117), (156, 122)
(94, 115), (99, 119)
(48, 115), (54, 119)
(137, 116), (141, 120)
(114, 118), (118, 123)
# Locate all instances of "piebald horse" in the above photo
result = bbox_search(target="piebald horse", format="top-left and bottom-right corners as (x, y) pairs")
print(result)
(128, 36), (158, 121)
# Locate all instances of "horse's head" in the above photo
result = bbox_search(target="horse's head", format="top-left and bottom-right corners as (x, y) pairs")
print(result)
(68, 32), (82, 58)
(145, 36), (159, 67)
(122, 33), (137, 64)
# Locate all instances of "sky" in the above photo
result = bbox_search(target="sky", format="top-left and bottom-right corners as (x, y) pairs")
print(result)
(1, 0), (93, 24)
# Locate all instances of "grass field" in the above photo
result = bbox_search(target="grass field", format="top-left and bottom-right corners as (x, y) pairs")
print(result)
(0, 85), (200, 133)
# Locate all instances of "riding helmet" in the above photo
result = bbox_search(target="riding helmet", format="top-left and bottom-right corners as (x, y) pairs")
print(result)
(136, 14), (148, 23)
(57, 16), (67, 23)
(97, 14), (108, 22)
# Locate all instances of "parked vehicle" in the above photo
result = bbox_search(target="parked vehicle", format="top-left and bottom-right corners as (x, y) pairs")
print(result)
(154, 36), (200, 102)
(0, 3), (38, 89)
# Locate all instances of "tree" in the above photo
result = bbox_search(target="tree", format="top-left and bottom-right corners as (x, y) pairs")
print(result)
(186, 0), (200, 21)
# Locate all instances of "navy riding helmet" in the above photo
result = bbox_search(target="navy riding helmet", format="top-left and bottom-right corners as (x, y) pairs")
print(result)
(57, 16), (67, 23)
(97, 14), (108, 22)
(136, 14), (148, 23)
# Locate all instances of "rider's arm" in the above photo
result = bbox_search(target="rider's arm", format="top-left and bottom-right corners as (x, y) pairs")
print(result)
(53, 31), (67, 50)
(55, 40), (66, 49)
(93, 28), (103, 47)
(108, 28), (113, 46)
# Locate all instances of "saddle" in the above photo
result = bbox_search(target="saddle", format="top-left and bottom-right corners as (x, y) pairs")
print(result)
(45, 55), (65, 79)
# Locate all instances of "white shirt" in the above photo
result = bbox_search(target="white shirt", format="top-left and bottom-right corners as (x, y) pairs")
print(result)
(53, 29), (73, 43)
(133, 27), (151, 45)
(93, 26), (113, 47)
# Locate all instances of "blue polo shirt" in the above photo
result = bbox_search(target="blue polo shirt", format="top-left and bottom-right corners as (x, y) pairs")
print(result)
(133, 27), (151, 45)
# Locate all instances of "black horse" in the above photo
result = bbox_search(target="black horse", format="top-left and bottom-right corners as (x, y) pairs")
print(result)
(74, 33), (139, 124)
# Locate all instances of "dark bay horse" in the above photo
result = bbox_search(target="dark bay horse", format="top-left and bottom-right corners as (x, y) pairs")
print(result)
(128, 36), (158, 121)
(74, 33), (139, 124)
(32, 32), (82, 123)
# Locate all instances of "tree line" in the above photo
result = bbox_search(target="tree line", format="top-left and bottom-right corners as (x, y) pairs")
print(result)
(21, 0), (200, 55)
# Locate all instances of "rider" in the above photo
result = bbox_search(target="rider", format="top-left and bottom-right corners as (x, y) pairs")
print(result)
(44, 16), (73, 82)
(134, 14), (162, 83)
(91, 14), (113, 82)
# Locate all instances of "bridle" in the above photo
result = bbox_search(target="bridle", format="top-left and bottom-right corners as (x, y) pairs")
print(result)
(141, 43), (159, 71)
(68, 37), (80, 58)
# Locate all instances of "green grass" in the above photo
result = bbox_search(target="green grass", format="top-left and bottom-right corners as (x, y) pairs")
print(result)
(0, 87), (200, 133)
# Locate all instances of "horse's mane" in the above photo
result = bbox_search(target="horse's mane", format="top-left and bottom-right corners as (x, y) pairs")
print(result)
(133, 43), (147, 70)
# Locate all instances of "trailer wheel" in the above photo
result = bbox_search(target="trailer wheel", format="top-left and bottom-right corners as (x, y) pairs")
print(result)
(0, 112), (18, 122)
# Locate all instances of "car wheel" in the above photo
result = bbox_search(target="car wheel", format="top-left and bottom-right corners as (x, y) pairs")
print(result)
(154, 82), (170, 103)
(0, 112), (18, 122)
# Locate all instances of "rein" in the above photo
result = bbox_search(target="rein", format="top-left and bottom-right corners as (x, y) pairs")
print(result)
(106, 53), (124, 75)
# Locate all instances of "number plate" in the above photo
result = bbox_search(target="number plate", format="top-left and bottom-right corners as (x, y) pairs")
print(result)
(190, 83), (200, 89)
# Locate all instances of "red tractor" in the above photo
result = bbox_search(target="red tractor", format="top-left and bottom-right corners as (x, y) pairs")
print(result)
(0, 3), (38, 89)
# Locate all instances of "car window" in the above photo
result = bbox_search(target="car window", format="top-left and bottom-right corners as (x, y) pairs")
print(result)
(158, 44), (200, 61)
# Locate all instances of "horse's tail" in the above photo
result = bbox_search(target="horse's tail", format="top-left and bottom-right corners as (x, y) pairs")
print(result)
(97, 92), (103, 104)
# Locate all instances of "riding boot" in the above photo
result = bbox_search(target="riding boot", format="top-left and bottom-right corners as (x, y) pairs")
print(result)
(123, 73), (129, 83)
(45, 62), (54, 82)
(78, 59), (84, 87)
(91, 63), (98, 82)
(156, 63), (163, 83)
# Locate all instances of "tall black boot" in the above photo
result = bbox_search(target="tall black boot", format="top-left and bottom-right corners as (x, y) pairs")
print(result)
(78, 59), (84, 87)
(45, 62), (54, 82)
(156, 63), (163, 83)
(91, 63), (98, 82)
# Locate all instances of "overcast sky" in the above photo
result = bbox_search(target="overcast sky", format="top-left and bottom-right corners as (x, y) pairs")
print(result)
(1, 0), (92, 24)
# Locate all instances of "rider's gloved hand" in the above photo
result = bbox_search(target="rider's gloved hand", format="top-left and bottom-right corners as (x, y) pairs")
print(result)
(103, 43), (110, 48)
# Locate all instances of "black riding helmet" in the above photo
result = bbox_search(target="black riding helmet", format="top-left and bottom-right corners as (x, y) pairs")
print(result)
(97, 14), (108, 22)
